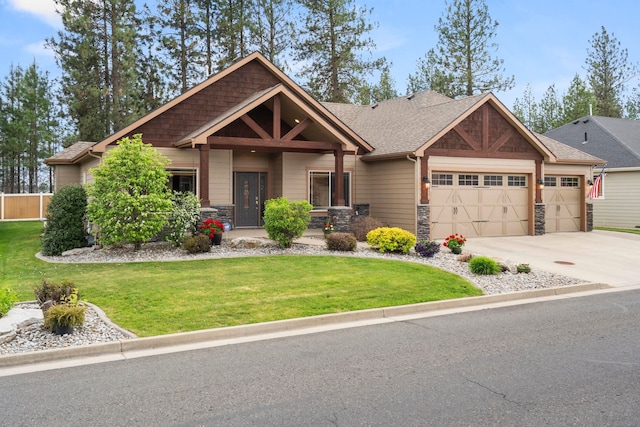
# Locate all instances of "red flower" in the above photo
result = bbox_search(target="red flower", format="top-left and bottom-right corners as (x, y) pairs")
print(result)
(199, 218), (224, 237)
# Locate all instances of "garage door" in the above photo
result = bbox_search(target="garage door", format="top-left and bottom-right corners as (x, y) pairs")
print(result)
(544, 176), (581, 232)
(430, 172), (529, 238)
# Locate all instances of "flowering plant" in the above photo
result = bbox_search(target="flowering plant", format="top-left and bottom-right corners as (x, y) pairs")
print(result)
(322, 217), (334, 233)
(443, 233), (466, 251)
(199, 218), (224, 238)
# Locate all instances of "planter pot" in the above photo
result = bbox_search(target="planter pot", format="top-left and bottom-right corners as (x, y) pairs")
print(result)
(450, 247), (462, 255)
(212, 233), (223, 246)
(54, 325), (74, 336)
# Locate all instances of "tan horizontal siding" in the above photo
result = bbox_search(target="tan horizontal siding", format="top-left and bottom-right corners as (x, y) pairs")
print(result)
(367, 158), (417, 232)
(54, 165), (82, 191)
(211, 150), (232, 204)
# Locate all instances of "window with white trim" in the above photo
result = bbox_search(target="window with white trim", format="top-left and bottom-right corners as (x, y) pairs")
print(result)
(560, 177), (579, 187)
(484, 175), (503, 186)
(544, 177), (557, 187)
(432, 173), (453, 186)
(458, 174), (479, 186)
(508, 175), (527, 187)
(309, 171), (351, 208)
(168, 168), (197, 194)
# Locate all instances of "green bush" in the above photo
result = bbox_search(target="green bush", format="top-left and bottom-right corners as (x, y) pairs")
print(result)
(517, 263), (531, 274)
(0, 287), (17, 317)
(41, 184), (88, 256)
(263, 197), (312, 248)
(182, 234), (211, 254)
(87, 134), (173, 250)
(469, 256), (501, 275)
(366, 227), (417, 254)
(326, 232), (358, 252)
(165, 191), (201, 247)
(350, 216), (382, 241)
(43, 304), (86, 332)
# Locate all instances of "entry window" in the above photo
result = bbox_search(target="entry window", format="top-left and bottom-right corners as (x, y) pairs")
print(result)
(561, 177), (579, 187)
(484, 175), (503, 186)
(309, 171), (350, 208)
(544, 177), (557, 187)
(508, 175), (526, 187)
(432, 173), (453, 186)
(458, 174), (479, 186)
(168, 169), (197, 194)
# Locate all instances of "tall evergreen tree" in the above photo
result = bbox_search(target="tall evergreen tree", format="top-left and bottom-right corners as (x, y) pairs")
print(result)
(48, 0), (143, 140)
(409, 0), (514, 98)
(0, 65), (24, 192)
(214, 0), (256, 70)
(624, 85), (640, 120)
(357, 64), (399, 104)
(294, 0), (384, 103)
(562, 74), (596, 122)
(251, 0), (294, 69)
(585, 26), (638, 118)
(513, 84), (539, 132)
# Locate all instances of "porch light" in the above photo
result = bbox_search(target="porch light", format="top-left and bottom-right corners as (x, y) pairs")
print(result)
(294, 118), (300, 124)
(587, 179), (594, 186)
(422, 176), (431, 189)
(537, 179), (544, 189)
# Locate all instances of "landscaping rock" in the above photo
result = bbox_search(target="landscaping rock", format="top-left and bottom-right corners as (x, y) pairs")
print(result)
(61, 246), (95, 257)
(230, 237), (272, 249)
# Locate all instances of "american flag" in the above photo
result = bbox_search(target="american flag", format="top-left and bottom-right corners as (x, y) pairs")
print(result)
(588, 173), (603, 199)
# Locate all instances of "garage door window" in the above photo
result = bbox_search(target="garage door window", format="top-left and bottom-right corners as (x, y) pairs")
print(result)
(561, 177), (579, 187)
(484, 175), (503, 186)
(544, 177), (557, 187)
(508, 175), (526, 187)
(459, 175), (479, 186)
(432, 173), (453, 186)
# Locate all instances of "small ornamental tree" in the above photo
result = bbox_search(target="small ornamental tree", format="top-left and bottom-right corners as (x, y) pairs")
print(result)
(87, 134), (173, 250)
(42, 184), (88, 256)
(165, 191), (201, 246)
(263, 197), (312, 248)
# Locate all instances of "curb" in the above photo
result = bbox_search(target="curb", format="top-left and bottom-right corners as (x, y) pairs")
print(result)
(0, 282), (613, 368)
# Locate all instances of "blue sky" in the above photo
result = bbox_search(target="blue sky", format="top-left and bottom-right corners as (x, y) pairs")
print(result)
(1, 0), (639, 108)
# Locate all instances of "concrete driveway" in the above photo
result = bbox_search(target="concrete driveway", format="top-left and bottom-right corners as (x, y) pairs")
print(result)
(465, 230), (640, 287)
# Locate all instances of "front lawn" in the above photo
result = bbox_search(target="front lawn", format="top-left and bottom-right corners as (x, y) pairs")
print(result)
(0, 221), (482, 336)
(595, 227), (640, 235)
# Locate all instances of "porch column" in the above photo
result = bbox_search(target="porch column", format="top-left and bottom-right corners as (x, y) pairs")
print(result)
(334, 146), (345, 206)
(535, 159), (542, 203)
(199, 144), (210, 207)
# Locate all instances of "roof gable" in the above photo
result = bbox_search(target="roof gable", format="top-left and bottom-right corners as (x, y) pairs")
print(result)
(90, 52), (372, 154)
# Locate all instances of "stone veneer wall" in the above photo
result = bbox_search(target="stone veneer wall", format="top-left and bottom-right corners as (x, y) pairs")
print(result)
(210, 204), (235, 229)
(586, 202), (593, 232)
(327, 206), (353, 233)
(417, 204), (431, 241)
(353, 204), (370, 218)
(535, 203), (545, 235)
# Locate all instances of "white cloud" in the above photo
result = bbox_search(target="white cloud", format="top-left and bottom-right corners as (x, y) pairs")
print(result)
(25, 40), (55, 58)
(6, 0), (62, 28)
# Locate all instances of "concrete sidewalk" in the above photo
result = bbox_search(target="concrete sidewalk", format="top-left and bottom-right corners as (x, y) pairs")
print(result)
(465, 230), (640, 287)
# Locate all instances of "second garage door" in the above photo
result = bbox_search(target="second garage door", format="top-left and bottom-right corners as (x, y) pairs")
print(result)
(544, 176), (581, 232)
(430, 172), (530, 239)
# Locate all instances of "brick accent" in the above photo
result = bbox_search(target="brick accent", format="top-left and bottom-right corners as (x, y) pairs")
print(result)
(328, 206), (353, 232)
(586, 202), (593, 232)
(417, 204), (431, 241)
(535, 203), (545, 235)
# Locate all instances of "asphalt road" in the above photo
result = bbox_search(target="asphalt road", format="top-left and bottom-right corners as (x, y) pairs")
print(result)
(2, 289), (640, 426)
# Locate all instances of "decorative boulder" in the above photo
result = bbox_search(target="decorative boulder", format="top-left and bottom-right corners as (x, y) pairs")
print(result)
(229, 237), (272, 249)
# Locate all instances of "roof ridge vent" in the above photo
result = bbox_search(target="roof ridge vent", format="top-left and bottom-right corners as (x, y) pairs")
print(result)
(407, 93), (415, 100)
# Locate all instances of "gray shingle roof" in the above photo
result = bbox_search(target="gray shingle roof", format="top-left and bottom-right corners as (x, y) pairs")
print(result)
(44, 141), (94, 164)
(535, 133), (603, 164)
(544, 116), (640, 167)
(323, 91), (485, 157)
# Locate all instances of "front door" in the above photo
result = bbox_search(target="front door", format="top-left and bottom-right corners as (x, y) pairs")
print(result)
(234, 172), (266, 227)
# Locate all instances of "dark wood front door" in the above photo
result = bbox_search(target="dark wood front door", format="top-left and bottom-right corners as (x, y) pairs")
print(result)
(234, 172), (266, 227)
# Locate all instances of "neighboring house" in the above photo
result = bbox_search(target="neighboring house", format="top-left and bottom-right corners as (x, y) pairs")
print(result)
(46, 52), (601, 240)
(545, 116), (640, 229)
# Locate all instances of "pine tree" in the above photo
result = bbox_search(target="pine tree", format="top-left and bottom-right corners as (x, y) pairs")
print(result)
(561, 74), (595, 122)
(251, 0), (294, 69)
(294, 0), (384, 103)
(410, 0), (514, 98)
(512, 84), (539, 132)
(585, 26), (638, 118)
(214, 0), (256, 70)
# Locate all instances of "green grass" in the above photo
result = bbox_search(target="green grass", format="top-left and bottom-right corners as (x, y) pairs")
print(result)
(0, 221), (482, 337)
(595, 226), (640, 235)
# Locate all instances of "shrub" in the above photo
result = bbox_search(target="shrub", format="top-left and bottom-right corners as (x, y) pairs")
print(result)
(34, 280), (80, 312)
(366, 227), (417, 254)
(469, 256), (501, 275)
(41, 184), (88, 256)
(263, 197), (312, 248)
(326, 232), (357, 251)
(517, 263), (531, 274)
(87, 134), (173, 250)
(415, 240), (440, 257)
(43, 304), (86, 332)
(351, 216), (382, 241)
(165, 191), (201, 247)
(182, 234), (211, 254)
(0, 287), (17, 317)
